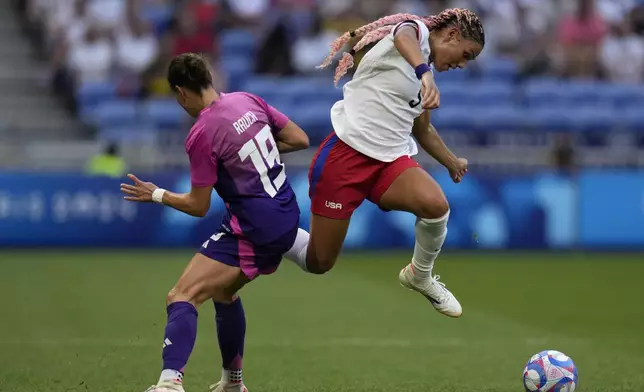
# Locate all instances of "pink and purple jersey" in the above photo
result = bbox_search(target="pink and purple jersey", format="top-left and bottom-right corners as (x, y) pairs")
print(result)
(185, 92), (300, 245)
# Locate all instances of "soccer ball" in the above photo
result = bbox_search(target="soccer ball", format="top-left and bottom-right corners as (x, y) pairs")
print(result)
(523, 350), (578, 391)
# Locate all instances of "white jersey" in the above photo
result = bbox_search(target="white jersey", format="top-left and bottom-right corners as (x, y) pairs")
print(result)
(331, 20), (432, 162)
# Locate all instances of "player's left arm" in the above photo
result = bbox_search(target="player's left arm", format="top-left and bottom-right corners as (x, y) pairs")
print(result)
(412, 111), (468, 183)
(120, 174), (213, 217)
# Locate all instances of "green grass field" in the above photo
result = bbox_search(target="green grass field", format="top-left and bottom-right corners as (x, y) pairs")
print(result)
(1, 251), (643, 392)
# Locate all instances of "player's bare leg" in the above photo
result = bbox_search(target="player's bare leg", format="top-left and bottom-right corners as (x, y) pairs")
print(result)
(285, 214), (349, 274)
(379, 167), (462, 318)
(146, 253), (250, 392)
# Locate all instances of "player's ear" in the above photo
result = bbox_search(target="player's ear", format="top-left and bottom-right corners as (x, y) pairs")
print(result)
(447, 26), (460, 42)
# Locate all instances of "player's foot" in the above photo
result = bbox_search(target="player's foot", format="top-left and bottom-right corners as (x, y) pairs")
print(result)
(144, 381), (185, 392)
(398, 263), (462, 318)
(209, 381), (249, 392)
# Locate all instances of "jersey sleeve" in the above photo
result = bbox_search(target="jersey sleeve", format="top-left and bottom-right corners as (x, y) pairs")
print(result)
(391, 19), (428, 41)
(266, 103), (290, 131)
(187, 133), (218, 187)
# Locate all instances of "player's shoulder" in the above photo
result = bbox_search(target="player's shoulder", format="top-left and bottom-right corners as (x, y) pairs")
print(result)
(222, 91), (265, 106)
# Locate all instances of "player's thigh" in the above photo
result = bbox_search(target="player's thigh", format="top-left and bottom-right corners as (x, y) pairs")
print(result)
(308, 133), (375, 218)
(169, 253), (250, 307)
(307, 213), (350, 274)
(307, 133), (378, 271)
(376, 163), (449, 219)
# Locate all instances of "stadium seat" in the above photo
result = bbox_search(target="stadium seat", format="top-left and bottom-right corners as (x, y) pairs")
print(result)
(477, 57), (519, 81)
(618, 108), (644, 132)
(221, 55), (254, 91)
(76, 81), (117, 108)
(524, 78), (565, 107)
(98, 125), (159, 142)
(466, 82), (516, 107)
(142, 99), (188, 130)
(288, 104), (331, 144)
(602, 83), (644, 108)
(434, 68), (469, 84)
(432, 106), (478, 130)
(438, 82), (469, 106)
(93, 100), (140, 128)
(220, 30), (256, 56)
(140, 3), (174, 35)
(567, 106), (617, 132)
(472, 105), (525, 132)
(525, 107), (575, 132)
(280, 77), (342, 106)
(242, 76), (285, 102)
(557, 82), (609, 106)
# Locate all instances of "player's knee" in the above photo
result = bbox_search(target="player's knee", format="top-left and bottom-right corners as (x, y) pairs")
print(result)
(415, 194), (449, 219)
(166, 284), (209, 307)
(306, 254), (337, 274)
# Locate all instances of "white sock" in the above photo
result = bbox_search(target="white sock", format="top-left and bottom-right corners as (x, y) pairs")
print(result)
(222, 368), (243, 384)
(159, 369), (183, 384)
(411, 211), (449, 280)
(284, 228), (310, 273)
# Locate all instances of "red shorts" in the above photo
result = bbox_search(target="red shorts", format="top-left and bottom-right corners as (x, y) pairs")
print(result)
(308, 132), (420, 219)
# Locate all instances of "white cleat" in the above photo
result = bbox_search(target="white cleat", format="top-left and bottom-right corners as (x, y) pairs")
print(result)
(144, 381), (185, 392)
(209, 381), (249, 392)
(399, 263), (463, 318)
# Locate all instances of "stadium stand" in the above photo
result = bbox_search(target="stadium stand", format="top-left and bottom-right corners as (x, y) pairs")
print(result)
(6, 0), (644, 170)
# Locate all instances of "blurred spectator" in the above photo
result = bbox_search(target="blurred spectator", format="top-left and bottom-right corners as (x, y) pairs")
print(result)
(170, 1), (217, 58)
(142, 35), (175, 97)
(551, 134), (576, 174)
(291, 13), (339, 74)
(556, 0), (607, 79)
(223, 0), (270, 24)
(68, 25), (114, 84)
(85, 143), (126, 178)
(255, 15), (296, 75)
(87, 0), (126, 30)
(600, 18), (644, 83)
(116, 18), (159, 74)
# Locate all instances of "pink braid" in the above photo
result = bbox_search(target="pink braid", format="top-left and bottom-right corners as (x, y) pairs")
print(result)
(323, 8), (484, 86)
(318, 13), (418, 72)
(333, 53), (354, 86)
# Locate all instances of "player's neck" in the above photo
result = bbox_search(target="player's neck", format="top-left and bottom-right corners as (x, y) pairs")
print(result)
(200, 88), (220, 110)
(428, 31), (438, 64)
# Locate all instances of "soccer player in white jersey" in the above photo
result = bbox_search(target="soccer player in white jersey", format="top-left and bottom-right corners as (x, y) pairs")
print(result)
(283, 9), (485, 318)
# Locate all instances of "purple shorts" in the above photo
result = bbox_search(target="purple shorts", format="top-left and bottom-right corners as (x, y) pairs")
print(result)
(199, 225), (298, 280)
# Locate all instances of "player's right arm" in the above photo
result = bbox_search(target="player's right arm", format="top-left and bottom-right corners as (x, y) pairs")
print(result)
(393, 22), (439, 109)
(274, 120), (309, 153)
(120, 174), (213, 217)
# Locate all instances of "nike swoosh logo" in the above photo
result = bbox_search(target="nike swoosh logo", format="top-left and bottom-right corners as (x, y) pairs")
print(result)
(424, 294), (441, 305)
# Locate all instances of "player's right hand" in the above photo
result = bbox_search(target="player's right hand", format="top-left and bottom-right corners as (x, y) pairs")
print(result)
(420, 72), (440, 110)
(120, 174), (158, 202)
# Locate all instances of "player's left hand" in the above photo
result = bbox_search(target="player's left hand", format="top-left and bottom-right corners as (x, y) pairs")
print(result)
(120, 174), (159, 202)
(420, 72), (440, 110)
(448, 157), (468, 183)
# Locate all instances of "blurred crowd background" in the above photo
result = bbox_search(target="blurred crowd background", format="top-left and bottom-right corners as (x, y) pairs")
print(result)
(1, 0), (643, 172)
(1, 0), (643, 249)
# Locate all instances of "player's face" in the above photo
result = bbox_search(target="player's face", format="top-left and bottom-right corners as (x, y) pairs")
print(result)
(173, 87), (201, 118)
(432, 28), (482, 72)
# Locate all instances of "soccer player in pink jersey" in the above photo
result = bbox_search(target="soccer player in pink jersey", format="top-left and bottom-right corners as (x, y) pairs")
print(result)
(120, 53), (310, 392)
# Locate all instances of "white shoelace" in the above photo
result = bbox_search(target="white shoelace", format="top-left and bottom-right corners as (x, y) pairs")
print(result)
(430, 275), (450, 301)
